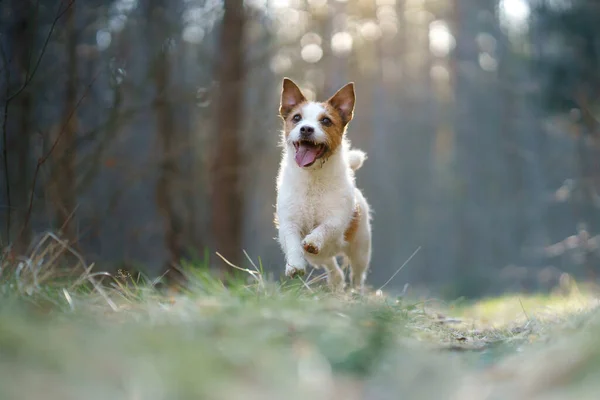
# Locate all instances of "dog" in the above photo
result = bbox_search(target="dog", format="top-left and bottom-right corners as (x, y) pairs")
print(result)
(275, 78), (372, 292)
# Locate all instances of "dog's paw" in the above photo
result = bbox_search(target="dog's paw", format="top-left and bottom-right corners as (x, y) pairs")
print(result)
(285, 263), (306, 278)
(302, 241), (319, 255)
(302, 236), (321, 255)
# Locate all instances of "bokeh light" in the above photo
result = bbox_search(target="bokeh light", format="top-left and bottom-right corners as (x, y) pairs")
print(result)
(301, 44), (323, 63)
(429, 20), (455, 58)
(331, 31), (353, 55)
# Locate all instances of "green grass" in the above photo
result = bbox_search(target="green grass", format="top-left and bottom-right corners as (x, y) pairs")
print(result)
(2, 233), (600, 399)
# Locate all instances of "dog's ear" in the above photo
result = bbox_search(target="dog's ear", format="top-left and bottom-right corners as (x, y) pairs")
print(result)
(280, 78), (306, 118)
(327, 82), (355, 125)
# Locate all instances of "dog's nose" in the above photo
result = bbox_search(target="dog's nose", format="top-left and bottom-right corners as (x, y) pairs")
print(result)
(300, 126), (314, 137)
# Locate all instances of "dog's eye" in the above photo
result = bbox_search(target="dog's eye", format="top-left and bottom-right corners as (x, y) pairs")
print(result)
(292, 114), (302, 123)
(320, 117), (332, 127)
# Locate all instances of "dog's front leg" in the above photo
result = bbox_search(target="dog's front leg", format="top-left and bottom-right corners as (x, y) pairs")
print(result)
(278, 223), (307, 278)
(302, 217), (346, 256)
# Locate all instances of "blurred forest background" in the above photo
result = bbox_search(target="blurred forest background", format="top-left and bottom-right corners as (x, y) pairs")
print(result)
(1, 0), (599, 298)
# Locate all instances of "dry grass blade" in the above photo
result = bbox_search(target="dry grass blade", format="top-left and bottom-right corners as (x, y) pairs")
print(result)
(14, 261), (28, 293)
(304, 268), (315, 283)
(216, 252), (260, 282)
(379, 246), (422, 291)
(242, 249), (260, 273)
(20, 232), (119, 311)
(307, 272), (327, 286)
(91, 278), (117, 310)
(519, 298), (531, 321)
(242, 249), (265, 288)
(152, 269), (170, 287)
(43, 234), (118, 310)
(298, 276), (314, 293)
(85, 271), (115, 281)
(69, 262), (97, 288)
(62, 288), (74, 311)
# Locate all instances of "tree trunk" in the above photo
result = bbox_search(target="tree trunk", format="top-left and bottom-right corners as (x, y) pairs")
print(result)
(211, 0), (246, 271)
(147, 1), (185, 282)
(452, 0), (489, 296)
(51, 1), (77, 242)
(5, 0), (34, 252)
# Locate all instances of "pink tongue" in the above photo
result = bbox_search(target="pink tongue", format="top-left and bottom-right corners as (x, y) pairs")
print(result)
(295, 144), (319, 167)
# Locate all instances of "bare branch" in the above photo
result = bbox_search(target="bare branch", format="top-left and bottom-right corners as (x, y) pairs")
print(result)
(6, 0), (75, 102)
(1, 0), (75, 243)
(17, 70), (100, 244)
(1, 30), (11, 241)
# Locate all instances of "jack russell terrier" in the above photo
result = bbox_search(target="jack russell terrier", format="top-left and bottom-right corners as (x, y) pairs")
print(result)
(275, 78), (372, 292)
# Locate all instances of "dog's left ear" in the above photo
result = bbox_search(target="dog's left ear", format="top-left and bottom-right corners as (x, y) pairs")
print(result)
(327, 82), (355, 125)
(280, 78), (306, 118)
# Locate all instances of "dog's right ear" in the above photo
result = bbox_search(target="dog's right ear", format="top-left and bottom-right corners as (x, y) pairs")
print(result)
(280, 78), (306, 118)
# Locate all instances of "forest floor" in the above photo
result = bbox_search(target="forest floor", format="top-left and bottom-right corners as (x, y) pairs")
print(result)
(1, 234), (600, 400)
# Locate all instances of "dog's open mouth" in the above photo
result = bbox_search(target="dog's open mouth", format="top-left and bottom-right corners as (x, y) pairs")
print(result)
(293, 140), (327, 168)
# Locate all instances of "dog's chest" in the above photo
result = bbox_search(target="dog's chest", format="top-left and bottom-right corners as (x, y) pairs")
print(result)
(297, 185), (329, 229)
(283, 175), (345, 232)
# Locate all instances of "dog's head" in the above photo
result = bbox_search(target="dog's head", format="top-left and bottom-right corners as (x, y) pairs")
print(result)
(279, 78), (355, 168)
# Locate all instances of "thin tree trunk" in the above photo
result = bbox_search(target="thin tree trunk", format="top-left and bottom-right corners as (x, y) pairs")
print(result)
(147, 1), (185, 282)
(7, 0), (34, 252)
(52, 1), (77, 242)
(211, 0), (246, 271)
(453, 0), (486, 296)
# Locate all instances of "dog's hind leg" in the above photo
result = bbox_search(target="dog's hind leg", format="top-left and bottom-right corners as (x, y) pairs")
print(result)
(321, 257), (345, 292)
(348, 247), (371, 294)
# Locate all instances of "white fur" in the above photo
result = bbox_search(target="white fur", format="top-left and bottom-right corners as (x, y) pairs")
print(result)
(276, 102), (372, 292)
(347, 149), (366, 171)
(286, 102), (328, 145)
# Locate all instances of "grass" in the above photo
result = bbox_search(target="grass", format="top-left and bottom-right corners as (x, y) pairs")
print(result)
(2, 233), (600, 399)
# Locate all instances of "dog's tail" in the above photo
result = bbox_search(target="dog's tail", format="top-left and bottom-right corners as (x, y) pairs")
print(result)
(347, 149), (367, 171)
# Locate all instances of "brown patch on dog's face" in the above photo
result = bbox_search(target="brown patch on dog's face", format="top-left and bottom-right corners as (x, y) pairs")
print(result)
(282, 103), (307, 140)
(318, 102), (345, 154)
(319, 82), (356, 154)
(344, 201), (361, 242)
(280, 78), (308, 140)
